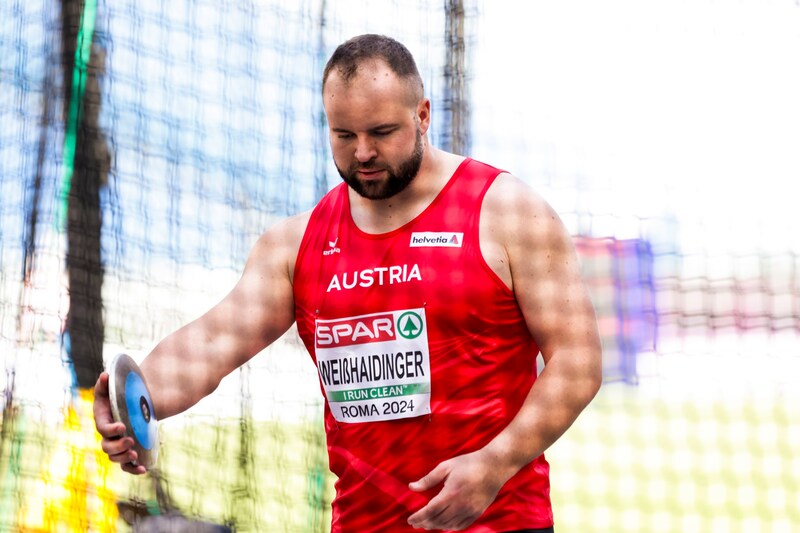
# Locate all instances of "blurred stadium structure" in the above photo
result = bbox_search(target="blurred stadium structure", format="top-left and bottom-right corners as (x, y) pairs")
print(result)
(1, 0), (798, 531)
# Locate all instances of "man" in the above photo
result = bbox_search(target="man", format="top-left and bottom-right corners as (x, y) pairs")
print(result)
(94, 34), (602, 532)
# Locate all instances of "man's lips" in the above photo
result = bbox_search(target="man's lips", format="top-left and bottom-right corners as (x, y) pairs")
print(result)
(356, 168), (385, 178)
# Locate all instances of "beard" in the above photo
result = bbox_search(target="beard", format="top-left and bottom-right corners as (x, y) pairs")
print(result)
(336, 130), (424, 200)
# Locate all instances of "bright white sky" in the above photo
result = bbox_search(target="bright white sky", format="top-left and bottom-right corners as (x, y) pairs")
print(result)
(471, 0), (800, 256)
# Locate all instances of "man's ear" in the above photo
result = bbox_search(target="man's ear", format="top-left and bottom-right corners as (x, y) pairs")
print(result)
(417, 98), (431, 135)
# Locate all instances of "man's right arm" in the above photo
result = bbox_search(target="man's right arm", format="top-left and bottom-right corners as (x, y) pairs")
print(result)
(94, 213), (308, 472)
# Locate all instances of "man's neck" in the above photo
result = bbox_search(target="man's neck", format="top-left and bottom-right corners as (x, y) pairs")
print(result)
(348, 146), (465, 234)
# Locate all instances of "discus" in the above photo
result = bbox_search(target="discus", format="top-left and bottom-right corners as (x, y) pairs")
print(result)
(107, 353), (159, 469)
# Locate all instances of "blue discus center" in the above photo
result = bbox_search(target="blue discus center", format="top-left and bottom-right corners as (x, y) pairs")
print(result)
(124, 371), (156, 450)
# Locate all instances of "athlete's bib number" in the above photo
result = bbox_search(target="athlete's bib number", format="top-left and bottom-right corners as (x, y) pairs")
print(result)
(314, 308), (432, 423)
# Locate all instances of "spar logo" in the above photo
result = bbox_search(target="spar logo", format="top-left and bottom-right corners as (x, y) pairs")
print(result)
(397, 311), (423, 339)
(315, 311), (424, 348)
(316, 313), (394, 348)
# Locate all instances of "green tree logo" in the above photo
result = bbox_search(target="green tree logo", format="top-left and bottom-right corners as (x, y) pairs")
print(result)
(397, 312), (423, 339)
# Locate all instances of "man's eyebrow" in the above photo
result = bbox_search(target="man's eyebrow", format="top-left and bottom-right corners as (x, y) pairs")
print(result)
(331, 123), (399, 133)
(370, 123), (399, 131)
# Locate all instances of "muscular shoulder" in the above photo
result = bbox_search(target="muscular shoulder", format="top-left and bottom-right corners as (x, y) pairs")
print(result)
(247, 210), (312, 283)
(483, 173), (561, 236)
(480, 173), (574, 290)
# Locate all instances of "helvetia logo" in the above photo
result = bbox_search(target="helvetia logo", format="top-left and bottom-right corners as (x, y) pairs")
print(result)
(409, 232), (463, 248)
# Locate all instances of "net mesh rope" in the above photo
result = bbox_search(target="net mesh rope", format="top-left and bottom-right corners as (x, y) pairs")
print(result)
(1, 0), (798, 531)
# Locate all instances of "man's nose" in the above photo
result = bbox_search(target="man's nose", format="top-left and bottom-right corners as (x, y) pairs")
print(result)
(354, 136), (377, 163)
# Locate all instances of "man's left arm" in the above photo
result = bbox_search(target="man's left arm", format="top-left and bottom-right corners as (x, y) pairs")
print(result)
(408, 173), (602, 531)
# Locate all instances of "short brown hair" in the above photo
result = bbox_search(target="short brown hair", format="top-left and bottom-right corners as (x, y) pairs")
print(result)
(322, 34), (423, 97)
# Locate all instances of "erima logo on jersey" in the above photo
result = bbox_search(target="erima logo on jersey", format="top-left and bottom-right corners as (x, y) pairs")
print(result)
(409, 232), (463, 247)
(323, 237), (341, 256)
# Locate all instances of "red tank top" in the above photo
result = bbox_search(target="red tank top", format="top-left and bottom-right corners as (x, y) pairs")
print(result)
(293, 158), (553, 532)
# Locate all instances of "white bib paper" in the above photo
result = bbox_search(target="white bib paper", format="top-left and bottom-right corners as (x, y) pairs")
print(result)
(314, 308), (432, 423)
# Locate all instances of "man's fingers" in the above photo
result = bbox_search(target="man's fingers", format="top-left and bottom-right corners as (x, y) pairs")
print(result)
(94, 371), (146, 475)
(407, 496), (450, 530)
(407, 451), (502, 530)
(93, 371), (127, 439)
(408, 496), (479, 531)
(95, 419), (127, 441)
(93, 372), (114, 426)
(108, 448), (135, 464)
(96, 417), (127, 438)
(94, 371), (110, 396)
(121, 461), (147, 475)
(409, 462), (448, 492)
(101, 435), (135, 457)
(408, 461), (454, 528)
(107, 445), (146, 475)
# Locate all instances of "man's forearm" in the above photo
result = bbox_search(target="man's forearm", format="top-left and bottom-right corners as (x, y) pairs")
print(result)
(139, 318), (230, 419)
(480, 351), (601, 482)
